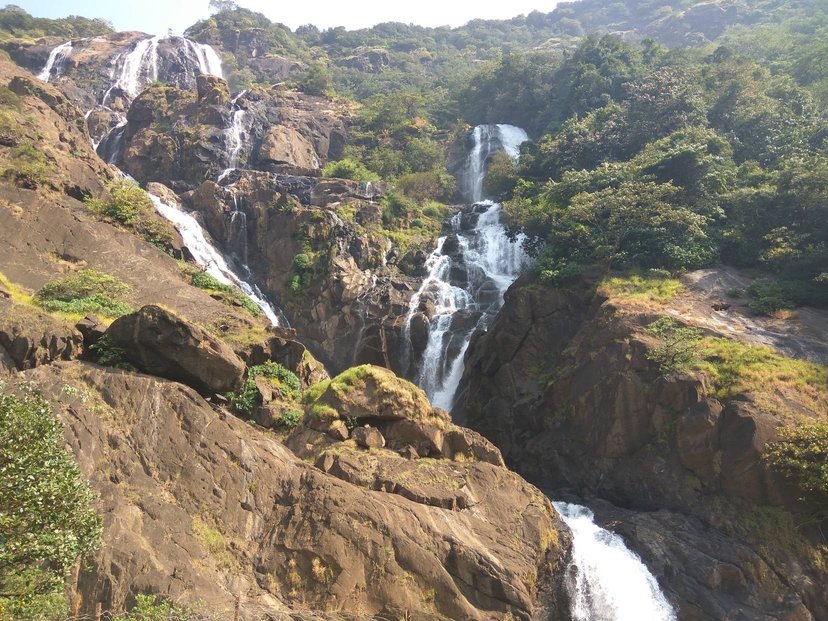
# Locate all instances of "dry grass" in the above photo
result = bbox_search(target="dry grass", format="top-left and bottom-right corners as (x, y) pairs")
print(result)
(696, 338), (828, 421)
(598, 273), (684, 306)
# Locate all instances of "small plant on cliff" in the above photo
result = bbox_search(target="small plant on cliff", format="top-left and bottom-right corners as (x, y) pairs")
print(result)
(322, 158), (377, 182)
(34, 269), (133, 319)
(189, 271), (262, 318)
(227, 361), (302, 417)
(84, 181), (176, 254)
(766, 421), (828, 518)
(645, 316), (703, 374)
(0, 389), (102, 619)
(122, 594), (198, 621)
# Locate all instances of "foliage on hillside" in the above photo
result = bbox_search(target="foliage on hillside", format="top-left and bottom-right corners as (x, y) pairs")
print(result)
(0, 6), (113, 42)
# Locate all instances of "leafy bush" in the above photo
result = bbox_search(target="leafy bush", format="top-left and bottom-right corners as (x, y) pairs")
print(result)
(35, 270), (133, 318)
(766, 421), (828, 517)
(747, 279), (828, 315)
(85, 181), (176, 253)
(0, 389), (101, 616)
(292, 253), (311, 271)
(123, 594), (197, 621)
(227, 361), (302, 417)
(322, 158), (378, 182)
(279, 409), (303, 429)
(89, 335), (131, 368)
(646, 317), (703, 374)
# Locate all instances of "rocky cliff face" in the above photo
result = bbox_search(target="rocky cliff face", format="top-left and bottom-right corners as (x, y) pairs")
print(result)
(114, 80), (348, 189)
(455, 271), (828, 620)
(182, 171), (438, 376)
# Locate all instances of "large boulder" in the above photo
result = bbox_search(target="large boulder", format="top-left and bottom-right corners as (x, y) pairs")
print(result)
(258, 126), (319, 169)
(0, 296), (82, 371)
(105, 305), (245, 393)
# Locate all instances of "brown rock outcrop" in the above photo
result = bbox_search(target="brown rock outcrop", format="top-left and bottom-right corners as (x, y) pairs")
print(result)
(455, 272), (828, 619)
(23, 361), (572, 620)
(105, 305), (246, 393)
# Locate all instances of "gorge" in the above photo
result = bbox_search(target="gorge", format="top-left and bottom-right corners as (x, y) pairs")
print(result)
(1, 2), (827, 620)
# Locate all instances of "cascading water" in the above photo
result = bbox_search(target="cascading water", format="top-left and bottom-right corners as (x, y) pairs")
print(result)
(218, 91), (249, 182)
(553, 503), (676, 621)
(407, 125), (677, 620)
(38, 32), (283, 326)
(148, 193), (282, 326)
(37, 41), (73, 82)
(405, 124), (528, 410)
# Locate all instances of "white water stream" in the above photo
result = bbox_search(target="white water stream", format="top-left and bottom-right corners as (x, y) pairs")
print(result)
(148, 194), (281, 326)
(554, 503), (677, 621)
(37, 41), (73, 82)
(405, 124), (528, 410)
(217, 90), (248, 182)
(38, 36), (282, 326)
(408, 124), (677, 620)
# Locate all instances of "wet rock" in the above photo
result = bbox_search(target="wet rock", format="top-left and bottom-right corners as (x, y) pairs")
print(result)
(105, 305), (245, 393)
(352, 425), (386, 449)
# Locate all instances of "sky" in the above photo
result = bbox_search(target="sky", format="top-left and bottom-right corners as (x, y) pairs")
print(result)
(16, 0), (561, 36)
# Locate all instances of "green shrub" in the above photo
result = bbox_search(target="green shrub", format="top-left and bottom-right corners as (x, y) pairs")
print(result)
(322, 158), (378, 182)
(0, 389), (101, 615)
(35, 270), (133, 318)
(191, 271), (233, 294)
(646, 316), (704, 374)
(766, 421), (828, 517)
(89, 335), (131, 368)
(292, 253), (311, 271)
(2, 143), (50, 186)
(279, 409), (303, 428)
(747, 278), (828, 315)
(227, 361), (302, 417)
(123, 594), (197, 621)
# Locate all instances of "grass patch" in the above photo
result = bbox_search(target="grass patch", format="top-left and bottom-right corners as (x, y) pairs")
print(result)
(695, 338), (828, 418)
(189, 270), (261, 318)
(599, 271), (684, 305)
(33, 270), (133, 319)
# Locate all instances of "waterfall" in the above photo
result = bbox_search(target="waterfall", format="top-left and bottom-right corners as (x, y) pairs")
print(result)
(148, 193), (282, 326)
(184, 38), (224, 78)
(218, 90), (249, 181)
(112, 35), (164, 98)
(37, 41), (73, 82)
(552, 502), (676, 621)
(405, 124), (528, 410)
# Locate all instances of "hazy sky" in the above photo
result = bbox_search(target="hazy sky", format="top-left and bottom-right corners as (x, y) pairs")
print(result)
(17, 0), (561, 36)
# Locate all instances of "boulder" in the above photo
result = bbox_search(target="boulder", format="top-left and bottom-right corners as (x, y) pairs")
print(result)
(259, 126), (319, 169)
(306, 365), (435, 423)
(196, 74), (230, 105)
(105, 305), (245, 393)
(75, 314), (106, 348)
(352, 425), (386, 449)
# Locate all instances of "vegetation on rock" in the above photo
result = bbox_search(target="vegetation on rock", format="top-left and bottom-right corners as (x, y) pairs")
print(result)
(34, 269), (133, 319)
(0, 386), (101, 619)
